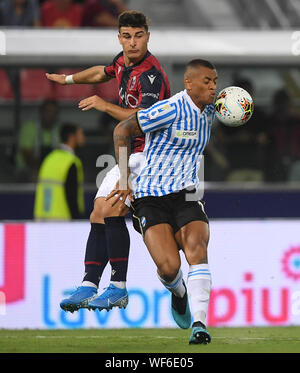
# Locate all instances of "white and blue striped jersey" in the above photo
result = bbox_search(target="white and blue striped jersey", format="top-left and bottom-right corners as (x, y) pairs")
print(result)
(135, 89), (215, 198)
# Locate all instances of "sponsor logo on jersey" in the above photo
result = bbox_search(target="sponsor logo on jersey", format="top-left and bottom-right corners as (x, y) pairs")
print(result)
(175, 130), (199, 139)
(142, 92), (159, 99)
(119, 87), (139, 108)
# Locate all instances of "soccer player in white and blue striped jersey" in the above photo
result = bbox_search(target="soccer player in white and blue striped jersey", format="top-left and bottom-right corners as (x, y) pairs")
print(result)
(108, 59), (217, 345)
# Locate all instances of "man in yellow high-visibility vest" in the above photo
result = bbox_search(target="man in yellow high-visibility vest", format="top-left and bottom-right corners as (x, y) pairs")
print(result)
(34, 123), (85, 220)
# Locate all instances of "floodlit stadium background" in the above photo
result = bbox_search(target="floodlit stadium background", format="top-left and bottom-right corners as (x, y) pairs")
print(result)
(1, 0), (300, 329)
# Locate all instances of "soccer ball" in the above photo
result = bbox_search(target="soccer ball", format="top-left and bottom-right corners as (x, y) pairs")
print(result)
(214, 86), (254, 127)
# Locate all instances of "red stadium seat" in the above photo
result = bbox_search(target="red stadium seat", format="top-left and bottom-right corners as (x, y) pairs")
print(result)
(54, 69), (95, 101)
(20, 69), (54, 100)
(0, 69), (14, 100)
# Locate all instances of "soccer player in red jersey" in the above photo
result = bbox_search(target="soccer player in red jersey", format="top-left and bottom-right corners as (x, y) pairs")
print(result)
(47, 10), (170, 312)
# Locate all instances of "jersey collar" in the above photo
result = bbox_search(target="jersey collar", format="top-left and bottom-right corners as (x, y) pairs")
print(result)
(122, 50), (151, 70)
(183, 89), (204, 113)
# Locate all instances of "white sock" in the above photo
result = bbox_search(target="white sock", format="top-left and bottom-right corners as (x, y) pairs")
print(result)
(187, 264), (212, 327)
(110, 281), (126, 289)
(81, 281), (98, 289)
(157, 269), (186, 298)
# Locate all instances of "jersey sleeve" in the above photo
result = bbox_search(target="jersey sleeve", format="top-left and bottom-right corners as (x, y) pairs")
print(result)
(104, 52), (123, 78)
(137, 100), (177, 133)
(104, 63), (115, 78)
(138, 68), (166, 109)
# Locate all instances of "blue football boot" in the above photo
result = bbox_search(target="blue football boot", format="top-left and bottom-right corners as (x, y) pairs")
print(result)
(171, 281), (191, 329)
(60, 286), (98, 313)
(88, 284), (128, 311)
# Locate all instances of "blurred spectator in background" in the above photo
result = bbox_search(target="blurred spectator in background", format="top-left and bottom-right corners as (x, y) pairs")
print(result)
(15, 99), (60, 182)
(0, 0), (40, 26)
(41, 0), (82, 28)
(204, 123), (230, 182)
(95, 111), (115, 153)
(34, 123), (86, 220)
(82, 0), (127, 27)
(265, 88), (300, 182)
(215, 78), (268, 182)
(78, 112), (116, 184)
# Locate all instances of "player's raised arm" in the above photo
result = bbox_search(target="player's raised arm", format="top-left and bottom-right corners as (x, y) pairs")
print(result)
(45, 65), (112, 85)
(78, 95), (139, 121)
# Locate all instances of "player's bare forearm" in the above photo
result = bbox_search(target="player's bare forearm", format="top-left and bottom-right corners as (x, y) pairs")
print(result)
(46, 66), (111, 85)
(78, 96), (138, 121)
(106, 103), (139, 121)
(73, 65), (111, 84)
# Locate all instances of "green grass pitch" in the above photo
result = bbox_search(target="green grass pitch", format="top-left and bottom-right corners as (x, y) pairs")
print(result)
(1, 327), (300, 353)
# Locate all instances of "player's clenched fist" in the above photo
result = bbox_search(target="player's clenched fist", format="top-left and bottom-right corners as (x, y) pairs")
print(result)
(45, 73), (68, 85)
(78, 95), (108, 112)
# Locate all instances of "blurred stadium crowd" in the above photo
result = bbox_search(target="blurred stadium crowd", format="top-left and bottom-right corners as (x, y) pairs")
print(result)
(0, 0), (300, 186)
(0, 0), (128, 28)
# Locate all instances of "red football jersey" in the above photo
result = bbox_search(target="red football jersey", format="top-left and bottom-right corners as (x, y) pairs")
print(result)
(104, 51), (171, 152)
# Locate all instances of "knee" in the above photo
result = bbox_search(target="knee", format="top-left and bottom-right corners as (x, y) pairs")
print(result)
(90, 198), (129, 223)
(157, 256), (181, 283)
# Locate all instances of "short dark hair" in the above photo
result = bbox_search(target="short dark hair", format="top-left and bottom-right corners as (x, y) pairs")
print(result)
(60, 123), (79, 143)
(118, 10), (149, 32)
(186, 59), (216, 71)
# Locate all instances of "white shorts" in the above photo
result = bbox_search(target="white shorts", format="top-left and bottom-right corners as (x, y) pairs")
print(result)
(95, 152), (145, 207)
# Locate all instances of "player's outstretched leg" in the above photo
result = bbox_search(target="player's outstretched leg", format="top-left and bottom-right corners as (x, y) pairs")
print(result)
(158, 269), (191, 329)
(87, 284), (128, 311)
(60, 222), (109, 313)
(60, 286), (98, 313)
(189, 321), (211, 345)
